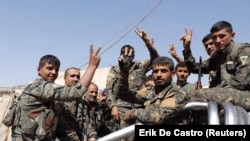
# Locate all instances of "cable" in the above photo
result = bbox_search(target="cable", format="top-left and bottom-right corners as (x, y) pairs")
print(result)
(77, 0), (164, 69)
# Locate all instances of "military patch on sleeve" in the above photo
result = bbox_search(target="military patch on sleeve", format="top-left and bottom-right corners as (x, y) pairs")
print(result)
(240, 56), (248, 65)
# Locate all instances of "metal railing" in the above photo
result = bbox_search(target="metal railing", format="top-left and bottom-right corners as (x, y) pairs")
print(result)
(222, 102), (250, 125)
(97, 122), (142, 141)
(183, 101), (220, 125)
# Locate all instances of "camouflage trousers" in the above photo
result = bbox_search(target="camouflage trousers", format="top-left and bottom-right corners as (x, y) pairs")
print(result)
(190, 87), (250, 110)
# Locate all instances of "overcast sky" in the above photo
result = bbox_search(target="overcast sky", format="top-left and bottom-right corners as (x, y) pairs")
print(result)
(1, 0), (250, 88)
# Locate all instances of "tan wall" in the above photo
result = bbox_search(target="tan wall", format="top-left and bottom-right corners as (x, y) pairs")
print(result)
(0, 92), (14, 141)
(55, 67), (111, 90)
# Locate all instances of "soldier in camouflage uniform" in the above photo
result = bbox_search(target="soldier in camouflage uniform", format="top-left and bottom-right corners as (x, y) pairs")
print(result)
(185, 21), (250, 111)
(117, 55), (189, 125)
(181, 29), (218, 88)
(143, 75), (155, 91)
(106, 27), (159, 140)
(96, 88), (112, 137)
(168, 31), (217, 88)
(10, 45), (101, 141)
(55, 67), (82, 141)
(75, 82), (111, 141)
(172, 61), (196, 93)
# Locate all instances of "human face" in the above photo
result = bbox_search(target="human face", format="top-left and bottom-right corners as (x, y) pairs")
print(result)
(38, 62), (59, 82)
(85, 83), (98, 102)
(64, 69), (80, 87)
(152, 64), (174, 87)
(211, 28), (235, 51)
(203, 38), (216, 56)
(144, 80), (155, 90)
(176, 66), (190, 82)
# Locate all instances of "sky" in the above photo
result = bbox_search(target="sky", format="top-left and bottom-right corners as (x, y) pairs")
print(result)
(0, 0), (250, 88)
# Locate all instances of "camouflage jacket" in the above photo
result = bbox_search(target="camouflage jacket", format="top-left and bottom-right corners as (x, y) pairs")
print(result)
(106, 60), (151, 109)
(172, 81), (196, 93)
(184, 42), (250, 90)
(75, 96), (111, 139)
(183, 48), (218, 87)
(118, 82), (188, 125)
(12, 77), (87, 141)
(55, 101), (80, 141)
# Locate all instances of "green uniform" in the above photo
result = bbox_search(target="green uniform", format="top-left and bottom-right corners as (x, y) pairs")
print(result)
(55, 101), (80, 141)
(187, 42), (250, 110)
(11, 77), (87, 141)
(118, 83), (189, 125)
(106, 60), (152, 128)
(183, 48), (218, 87)
(172, 82), (196, 93)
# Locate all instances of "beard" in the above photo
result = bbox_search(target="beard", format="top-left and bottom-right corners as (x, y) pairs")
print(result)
(155, 77), (172, 89)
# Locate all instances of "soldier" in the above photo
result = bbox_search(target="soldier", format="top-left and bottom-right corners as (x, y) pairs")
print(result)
(106, 27), (159, 140)
(168, 31), (218, 88)
(117, 55), (189, 125)
(188, 21), (250, 110)
(173, 61), (195, 93)
(75, 82), (111, 141)
(143, 75), (155, 90)
(10, 45), (101, 141)
(180, 29), (218, 88)
(55, 67), (82, 141)
(96, 88), (112, 137)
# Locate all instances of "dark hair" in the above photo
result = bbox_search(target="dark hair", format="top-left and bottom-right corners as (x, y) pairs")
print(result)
(202, 33), (212, 44)
(175, 61), (192, 73)
(152, 56), (174, 71)
(64, 67), (80, 76)
(143, 74), (153, 83)
(39, 54), (60, 68)
(120, 44), (134, 55)
(210, 21), (233, 33)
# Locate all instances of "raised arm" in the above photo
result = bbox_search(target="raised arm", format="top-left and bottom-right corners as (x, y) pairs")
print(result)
(180, 27), (193, 52)
(79, 45), (101, 87)
(168, 43), (184, 63)
(117, 47), (146, 103)
(135, 27), (159, 70)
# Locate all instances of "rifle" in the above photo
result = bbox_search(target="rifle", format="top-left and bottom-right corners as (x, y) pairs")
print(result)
(196, 56), (203, 89)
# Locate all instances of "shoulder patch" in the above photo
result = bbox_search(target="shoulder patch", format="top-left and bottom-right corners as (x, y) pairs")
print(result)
(240, 56), (248, 65)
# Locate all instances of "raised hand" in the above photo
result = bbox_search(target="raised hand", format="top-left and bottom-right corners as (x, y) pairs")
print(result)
(180, 28), (193, 51)
(168, 43), (178, 57)
(135, 27), (154, 48)
(118, 46), (133, 72)
(89, 44), (101, 68)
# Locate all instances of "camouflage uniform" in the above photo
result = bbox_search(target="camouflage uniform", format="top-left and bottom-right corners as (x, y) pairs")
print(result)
(95, 102), (112, 137)
(172, 82), (196, 93)
(118, 81), (189, 125)
(183, 48), (218, 87)
(188, 42), (250, 110)
(55, 101), (80, 141)
(106, 60), (152, 129)
(75, 95), (109, 140)
(11, 77), (87, 141)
